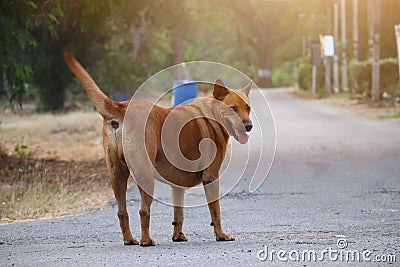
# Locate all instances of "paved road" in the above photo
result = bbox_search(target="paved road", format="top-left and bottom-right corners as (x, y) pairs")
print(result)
(1, 88), (399, 266)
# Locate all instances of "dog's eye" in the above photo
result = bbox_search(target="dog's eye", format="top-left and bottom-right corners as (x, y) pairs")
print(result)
(230, 106), (237, 112)
(247, 106), (251, 112)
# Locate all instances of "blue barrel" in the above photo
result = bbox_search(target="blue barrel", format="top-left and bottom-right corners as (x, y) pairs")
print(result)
(172, 80), (198, 107)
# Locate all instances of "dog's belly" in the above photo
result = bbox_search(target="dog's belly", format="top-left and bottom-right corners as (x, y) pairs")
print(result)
(154, 154), (202, 188)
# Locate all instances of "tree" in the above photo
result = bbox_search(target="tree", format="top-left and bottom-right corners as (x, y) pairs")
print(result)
(0, 0), (62, 109)
(3, 0), (399, 108)
(201, 0), (328, 87)
(30, 0), (125, 111)
(0, 0), (135, 111)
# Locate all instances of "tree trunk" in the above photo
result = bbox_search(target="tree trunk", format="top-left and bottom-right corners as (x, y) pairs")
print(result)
(171, 34), (183, 81)
(131, 8), (148, 58)
(34, 40), (68, 112)
(38, 57), (66, 112)
(257, 39), (273, 88)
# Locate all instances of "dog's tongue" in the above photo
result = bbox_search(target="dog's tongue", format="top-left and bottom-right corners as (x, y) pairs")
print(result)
(234, 129), (249, 144)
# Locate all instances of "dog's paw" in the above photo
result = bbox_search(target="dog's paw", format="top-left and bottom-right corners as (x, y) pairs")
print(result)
(124, 238), (139, 245)
(216, 232), (235, 241)
(172, 232), (188, 242)
(140, 238), (156, 247)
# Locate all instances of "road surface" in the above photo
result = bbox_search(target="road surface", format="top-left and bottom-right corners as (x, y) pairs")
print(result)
(1, 88), (399, 266)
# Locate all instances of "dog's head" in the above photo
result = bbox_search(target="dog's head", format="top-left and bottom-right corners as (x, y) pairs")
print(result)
(212, 79), (252, 144)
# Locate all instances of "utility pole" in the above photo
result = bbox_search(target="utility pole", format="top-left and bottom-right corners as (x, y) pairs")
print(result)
(333, 0), (340, 93)
(367, 0), (374, 60)
(373, 0), (381, 103)
(351, 0), (359, 98)
(312, 64), (317, 97)
(368, 0), (381, 103)
(325, 1), (332, 95)
(311, 42), (322, 97)
(340, 0), (348, 92)
(352, 0), (358, 61)
(302, 35), (307, 57)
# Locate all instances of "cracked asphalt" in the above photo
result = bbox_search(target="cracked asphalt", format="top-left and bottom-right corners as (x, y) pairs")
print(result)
(1, 88), (399, 266)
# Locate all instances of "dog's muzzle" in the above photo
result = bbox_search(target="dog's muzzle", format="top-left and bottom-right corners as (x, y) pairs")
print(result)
(243, 121), (253, 132)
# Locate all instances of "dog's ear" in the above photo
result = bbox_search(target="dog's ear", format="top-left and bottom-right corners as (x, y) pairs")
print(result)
(215, 79), (225, 87)
(213, 79), (229, 100)
(242, 81), (252, 96)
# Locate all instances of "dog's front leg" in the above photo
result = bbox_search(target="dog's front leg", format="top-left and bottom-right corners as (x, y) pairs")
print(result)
(171, 186), (188, 242)
(202, 173), (235, 241)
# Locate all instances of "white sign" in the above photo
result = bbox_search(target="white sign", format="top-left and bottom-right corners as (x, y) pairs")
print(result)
(258, 69), (271, 78)
(323, 35), (335, 57)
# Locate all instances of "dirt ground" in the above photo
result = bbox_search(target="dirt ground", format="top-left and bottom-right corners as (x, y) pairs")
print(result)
(0, 154), (107, 185)
(0, 110), (114, 223)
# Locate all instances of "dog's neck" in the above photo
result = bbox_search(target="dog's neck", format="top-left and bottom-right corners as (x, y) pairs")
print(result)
(185, 99), (231, 142)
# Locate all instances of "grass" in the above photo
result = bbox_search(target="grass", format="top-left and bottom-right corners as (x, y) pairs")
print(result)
(0, 155), (111, 224)
(289, 88), (330, 99)
(0, 110), (112, 224)
(290, 88), (356, 104)
(377, 110), (400, 119)
(0, 110), (104, 161)
(323, 92), (360, 107)
(289, 87), (400, 119)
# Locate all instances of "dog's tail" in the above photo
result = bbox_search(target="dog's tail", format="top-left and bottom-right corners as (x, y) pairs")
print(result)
(64, 51), (121, 119)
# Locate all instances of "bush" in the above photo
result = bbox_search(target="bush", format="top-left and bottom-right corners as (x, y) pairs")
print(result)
(272, 63), (295, 87)
(297, 60), (311, 90)
(297, 58), (325, 91)
(349, 58), (399, 98)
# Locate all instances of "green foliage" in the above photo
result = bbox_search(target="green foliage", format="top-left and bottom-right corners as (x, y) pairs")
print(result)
(0, 0), (126, 111)
(0, 1), (35, 109)
(272, 63), (295, 87)
(3, 0), (400, 109)
(349, 58), (399, 97)
(348, 60), (370, 94)
(0, 143), (7, 158)
(297, 58), (325, 91)
(14, 138), (33, 158)
(0, 0), (63, 110)
(31, 0), (124, 111)
(180, 2), (258, 80)
(377, 111), (400, 119)
(297, 61), (311, 90)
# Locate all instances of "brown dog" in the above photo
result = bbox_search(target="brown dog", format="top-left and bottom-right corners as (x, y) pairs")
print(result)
(64, 51), (253, 246)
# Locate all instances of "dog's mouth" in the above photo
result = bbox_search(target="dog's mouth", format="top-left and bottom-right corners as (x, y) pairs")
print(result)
(225, 119), (249, 144)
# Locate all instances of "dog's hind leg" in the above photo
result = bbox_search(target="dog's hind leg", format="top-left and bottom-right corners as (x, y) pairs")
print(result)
(123, 115), (157, 246)
(106, 157), (139, 245)
(133, 154), (156, 246)
(171, 186), (188, 242)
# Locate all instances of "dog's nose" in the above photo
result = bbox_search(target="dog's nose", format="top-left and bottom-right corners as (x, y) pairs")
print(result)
(243, 121), (253, 132)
